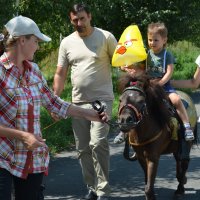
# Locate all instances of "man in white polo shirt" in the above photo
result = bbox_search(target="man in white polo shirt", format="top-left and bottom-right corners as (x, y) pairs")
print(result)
(53, 3), (117, 200)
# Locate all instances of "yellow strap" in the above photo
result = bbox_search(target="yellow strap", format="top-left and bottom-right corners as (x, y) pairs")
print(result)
(129, 130), (163, 146)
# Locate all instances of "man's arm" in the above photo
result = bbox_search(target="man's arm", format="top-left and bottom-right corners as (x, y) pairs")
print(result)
(53, 66), (68, 96)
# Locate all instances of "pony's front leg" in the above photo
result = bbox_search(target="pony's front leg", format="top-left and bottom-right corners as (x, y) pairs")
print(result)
(145, 159), (159, 200)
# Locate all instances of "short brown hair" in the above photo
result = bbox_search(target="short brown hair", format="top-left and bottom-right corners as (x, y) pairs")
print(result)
(147, 22), (168, 38)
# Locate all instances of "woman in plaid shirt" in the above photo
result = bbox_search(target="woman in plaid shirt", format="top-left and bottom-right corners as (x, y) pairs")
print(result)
(0, 16), (108, 200)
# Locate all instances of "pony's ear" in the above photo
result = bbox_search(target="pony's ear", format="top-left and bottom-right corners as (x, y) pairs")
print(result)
(132, 76), (146, 89)
(118, 74), (135, 93)
(138, 74), (150, 90)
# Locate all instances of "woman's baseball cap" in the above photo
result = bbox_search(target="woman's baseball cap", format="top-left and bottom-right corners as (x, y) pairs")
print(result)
(4, 15), (51, 42)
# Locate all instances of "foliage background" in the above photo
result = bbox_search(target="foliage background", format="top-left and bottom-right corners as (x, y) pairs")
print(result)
(0, 0), (200, 153)
(1, 0), (200, 61)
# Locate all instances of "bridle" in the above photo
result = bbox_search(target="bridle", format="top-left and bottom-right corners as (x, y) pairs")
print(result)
(118, 86), (148, 129)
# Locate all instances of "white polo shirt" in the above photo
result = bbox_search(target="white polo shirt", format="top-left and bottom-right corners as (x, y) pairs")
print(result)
(57, 27), (117, 103)
(195, 55), (200, 67)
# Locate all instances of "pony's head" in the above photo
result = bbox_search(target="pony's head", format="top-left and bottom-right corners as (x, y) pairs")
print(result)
(118, 74), (171, 132)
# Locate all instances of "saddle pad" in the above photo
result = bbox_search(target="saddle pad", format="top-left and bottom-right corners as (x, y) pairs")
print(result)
(170, 117), (179, 140)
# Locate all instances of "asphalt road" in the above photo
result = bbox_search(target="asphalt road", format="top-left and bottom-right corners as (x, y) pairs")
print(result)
(43, 90), (200, 200)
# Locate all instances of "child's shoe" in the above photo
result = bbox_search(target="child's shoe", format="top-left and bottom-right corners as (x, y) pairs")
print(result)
(113, 132), (125, 144)
(184, 127), (194, 141)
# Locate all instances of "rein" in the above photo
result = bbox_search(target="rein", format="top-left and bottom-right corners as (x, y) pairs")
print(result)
(128, 130), (163, 146)
(105, 120), (140, 127)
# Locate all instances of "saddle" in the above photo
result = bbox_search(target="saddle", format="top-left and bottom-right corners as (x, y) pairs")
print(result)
(164, 98), (185, 141)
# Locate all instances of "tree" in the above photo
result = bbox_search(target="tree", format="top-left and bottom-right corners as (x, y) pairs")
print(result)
(0, 0), (200, 62)
(0, 0), (15, 28)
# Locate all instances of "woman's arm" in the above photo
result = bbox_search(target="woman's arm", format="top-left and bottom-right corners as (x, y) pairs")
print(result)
(0, 126), (46, 150)
(66, 104), (108, 122)
(171, 55), (200, 89)
(171, 67), (200, 89)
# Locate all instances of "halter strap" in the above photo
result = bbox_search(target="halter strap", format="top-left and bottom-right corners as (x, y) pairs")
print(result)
(123, 86), (146, 97)
(129, 130), (162, 146)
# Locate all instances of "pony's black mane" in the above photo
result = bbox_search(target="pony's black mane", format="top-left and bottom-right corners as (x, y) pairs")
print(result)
(118, 74), (171, 128)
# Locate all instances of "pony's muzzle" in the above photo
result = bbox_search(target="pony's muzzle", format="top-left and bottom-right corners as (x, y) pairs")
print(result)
(119, 116), (135, 132)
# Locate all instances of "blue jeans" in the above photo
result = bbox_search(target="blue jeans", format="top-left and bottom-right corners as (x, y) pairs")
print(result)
(0, 168), (44, 200)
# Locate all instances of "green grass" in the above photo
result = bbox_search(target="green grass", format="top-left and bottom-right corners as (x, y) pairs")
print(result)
(39, 41), (200, 153)
(40, 107), (75, 154)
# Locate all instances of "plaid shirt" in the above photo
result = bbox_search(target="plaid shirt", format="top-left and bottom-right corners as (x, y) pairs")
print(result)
(0, 53), (70, 179)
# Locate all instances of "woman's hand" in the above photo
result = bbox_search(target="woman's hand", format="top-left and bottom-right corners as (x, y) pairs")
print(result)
(0, 126), (46, 151)
(98, 111), (109, 123)
(22, 133), (46, 151)
(91, 100), (109, 122)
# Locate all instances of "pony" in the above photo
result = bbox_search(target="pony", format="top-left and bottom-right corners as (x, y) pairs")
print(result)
(117, 74), (197, 200)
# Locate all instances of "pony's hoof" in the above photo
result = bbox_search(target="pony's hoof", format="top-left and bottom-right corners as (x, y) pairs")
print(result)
(174, 184), (185, 196)
(183, 176), (187, 184)
(130, 152), (137, 161)
(123, 151), (137, 161)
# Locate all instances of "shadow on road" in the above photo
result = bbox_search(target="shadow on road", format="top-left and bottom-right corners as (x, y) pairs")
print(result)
(44, 139), (200, 200)
(44, 91), (200, 200)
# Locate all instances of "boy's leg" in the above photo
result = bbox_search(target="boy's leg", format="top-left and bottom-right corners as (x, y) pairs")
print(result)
(113, 131), (125, 144)
(168, 93), (194, 141)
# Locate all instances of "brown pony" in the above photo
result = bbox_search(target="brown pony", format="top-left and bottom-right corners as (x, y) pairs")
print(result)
(118, 74), (197, 200)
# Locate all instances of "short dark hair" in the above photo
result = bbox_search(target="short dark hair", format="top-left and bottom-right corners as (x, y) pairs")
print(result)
(69, 3), (91, 16)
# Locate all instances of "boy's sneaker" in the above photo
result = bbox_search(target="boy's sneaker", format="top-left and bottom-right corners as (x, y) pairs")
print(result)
(113, 134), (124, 144)
(184, 128), (194, 141)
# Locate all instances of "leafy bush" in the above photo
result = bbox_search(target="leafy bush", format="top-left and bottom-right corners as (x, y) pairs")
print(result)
(169, 41), (199, 80)
(40, 107), (75, 154)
